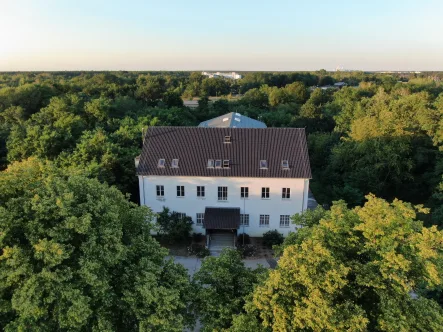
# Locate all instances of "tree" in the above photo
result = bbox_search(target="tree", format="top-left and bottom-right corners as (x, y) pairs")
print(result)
(284, 81), (309, 104)
(241, 88), (269, 109)
(192, 249), (266, 331)
(238, 195), (443, 331)
(162, 90), (184, 108)
(135, 75), (167, 104)
(0, 159), (195, 331)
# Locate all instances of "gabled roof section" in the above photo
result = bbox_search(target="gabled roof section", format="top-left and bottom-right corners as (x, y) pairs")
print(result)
(137, 127), (312, 179)
(198, 112), (267, 128)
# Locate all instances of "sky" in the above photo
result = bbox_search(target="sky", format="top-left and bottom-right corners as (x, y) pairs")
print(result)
(1, 0), (443, 71)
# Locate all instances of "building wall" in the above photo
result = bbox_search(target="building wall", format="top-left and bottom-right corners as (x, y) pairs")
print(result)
(139, 175), (309, 237)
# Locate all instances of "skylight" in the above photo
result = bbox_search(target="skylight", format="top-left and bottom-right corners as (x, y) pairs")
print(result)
(171, 159), (179, 168)
(224, 135), (231, 143)
(207, 159), (214, 168)
(260, 160), (268, 169)
(215, 160), (222, 168)
(223, 160), (230, 168)
(282, 160), (289, 169)
(158, 159), (165, 168)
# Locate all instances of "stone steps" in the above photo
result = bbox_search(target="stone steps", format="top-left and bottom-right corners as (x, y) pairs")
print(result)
(209, 233), (235, 255)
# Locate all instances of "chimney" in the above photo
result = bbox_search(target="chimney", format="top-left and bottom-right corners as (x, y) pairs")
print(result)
(135, 155), (140, 169)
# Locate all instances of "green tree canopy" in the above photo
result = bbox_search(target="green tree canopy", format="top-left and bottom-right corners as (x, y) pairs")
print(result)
(0, 159), (195, 331)
(192, 248), (266, 331)
(233, 195), (443, 331)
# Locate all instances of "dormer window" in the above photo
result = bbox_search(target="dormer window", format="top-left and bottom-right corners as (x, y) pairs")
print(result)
(223, 160), (230, 168)
(207, 159), (214, 168)
(282, 160), (289, 169)
(224, 136), (231, 143)
(215, 160), (222, 168)
(260, 160), (268, 169)
(158, 159), (165, 168)
(171, 159), (179, 168)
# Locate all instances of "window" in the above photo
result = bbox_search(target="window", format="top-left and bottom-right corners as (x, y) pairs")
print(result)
(197, 186), (205, 197)
(241, 187), (249, 198)
(158, 159), (165, 168)
(259, 215), (270, 227)
(156, 185), (164, 197)
(177, 186), (185, 197)
(223, 160), (230, 168)
(207, 159), (214, 168)
(280, 215), (290, 227)
(282, 188), (291, 199)
(196, 213), (204, 225)
(261, 187), (270, 199)
(218, 186), (228, 201)
(260, 160), (268, 169)
(240, 214), (249, 226)
(176, 212), (186, 220)
(215, 160), (222, 168)
(282, 160), (289, 169)
(224, 135), (231, 143)
(171, 159), (179, 168)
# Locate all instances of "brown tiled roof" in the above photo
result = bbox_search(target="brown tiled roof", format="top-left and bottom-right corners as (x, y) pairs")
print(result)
(204, 207), (240, 229)
(136, 127), (311, 178)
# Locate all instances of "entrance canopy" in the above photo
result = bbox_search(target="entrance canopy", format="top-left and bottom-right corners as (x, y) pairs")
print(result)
(204, 207), (240, 230)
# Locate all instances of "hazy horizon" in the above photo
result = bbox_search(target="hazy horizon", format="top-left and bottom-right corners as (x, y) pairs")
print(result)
(2, 0), (443, 72)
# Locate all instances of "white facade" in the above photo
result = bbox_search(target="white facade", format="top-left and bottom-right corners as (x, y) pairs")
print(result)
(139, 175), (309, 237)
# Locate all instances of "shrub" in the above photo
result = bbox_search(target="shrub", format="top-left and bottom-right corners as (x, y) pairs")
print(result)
(156, 207), (193, 243)
(192, 232), (205, 243)
(237, 244), (257, 258)
(237, 233), (251, 246)
(188, 243), (211, 258)
(262, 229), (284, 248)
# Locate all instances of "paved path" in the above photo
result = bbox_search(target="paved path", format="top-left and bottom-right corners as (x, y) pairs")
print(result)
(171, 256), (272, 277)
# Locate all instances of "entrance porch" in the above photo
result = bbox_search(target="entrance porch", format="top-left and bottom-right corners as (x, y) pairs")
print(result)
(203, 207), (240, 255)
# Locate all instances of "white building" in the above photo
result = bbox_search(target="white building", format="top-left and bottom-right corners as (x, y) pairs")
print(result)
(135, 115), (312, 242)
(202, 71), (242, 80)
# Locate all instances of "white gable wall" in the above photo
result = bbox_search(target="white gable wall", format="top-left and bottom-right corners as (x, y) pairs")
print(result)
(139, 175), (309, 237)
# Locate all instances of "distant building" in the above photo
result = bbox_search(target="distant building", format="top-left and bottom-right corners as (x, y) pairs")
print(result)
(198, 112), (267, 128)
(183, 100), (199, 109)
(202, 71), (242, 80)
(334, 82), (347, 88)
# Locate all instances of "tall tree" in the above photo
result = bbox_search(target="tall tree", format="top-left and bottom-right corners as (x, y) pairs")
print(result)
(232, 195), (443, 331)
(193, 249), (266, 332)
(0, 159), (195, 331)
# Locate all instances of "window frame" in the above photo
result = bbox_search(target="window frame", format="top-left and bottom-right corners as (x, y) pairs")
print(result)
(261, 187), (270, 199)
(171, 159), (179, 168)
(259, 214), (270, 227)
(197, 186), (205, 198)
(240, 214), (249, 226)
(215, 160), (222, 168)
(218, 186), (228, 201)
(196, 213), (204, 225)
(240, 186), (249, 199)
(156, 185), (164, 197)
(282, 160), (289, 169)
(223, 159), (230, 168)
(176, 185), (185, 197)
(224, 135), (231, 143)
(158, 159), (165, 168)
(207, 159), (214, 168)
(282, 187), (291, 199)
(280, 215), (290, 228)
